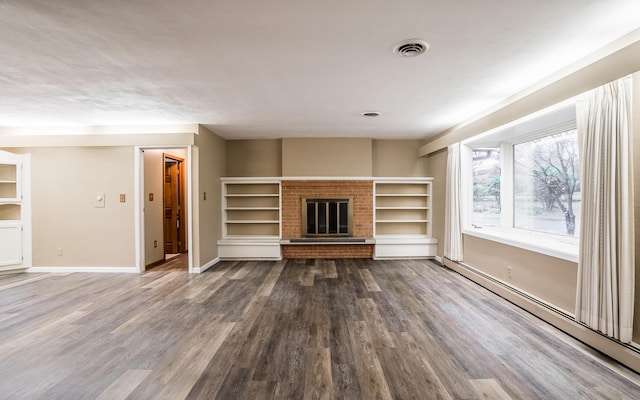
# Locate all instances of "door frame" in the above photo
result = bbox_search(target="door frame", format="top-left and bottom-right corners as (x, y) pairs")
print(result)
(135, 146), (193, 273)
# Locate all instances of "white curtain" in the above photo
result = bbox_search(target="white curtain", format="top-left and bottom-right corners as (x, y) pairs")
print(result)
(575, 78), (634, 343)
(444, 142), (463, 261)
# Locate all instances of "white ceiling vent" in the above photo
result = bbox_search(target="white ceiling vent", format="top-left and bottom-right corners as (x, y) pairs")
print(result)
(393, 39), (429, 57)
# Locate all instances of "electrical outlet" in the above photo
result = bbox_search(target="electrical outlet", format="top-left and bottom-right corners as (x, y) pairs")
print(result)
(154, 240), (158, 248)
(507, 265), (512, 278)
(57, 248), (63, 256)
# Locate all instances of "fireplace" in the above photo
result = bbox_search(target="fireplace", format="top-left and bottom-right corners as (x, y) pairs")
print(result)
(302, 197), (353, 237)
(281, 180), (374, 258)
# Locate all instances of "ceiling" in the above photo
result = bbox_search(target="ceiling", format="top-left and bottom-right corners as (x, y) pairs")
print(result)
(1, 0), (640, 140)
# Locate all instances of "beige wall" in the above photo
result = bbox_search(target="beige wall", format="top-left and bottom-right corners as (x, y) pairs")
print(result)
(143, 148), (188, 265)
(226, 139), (281, 177)
(226, 138), (426, 178)
(372, 139), (428, 177)
(144, 149), (164, 264)
(195, 126), (226, 266)
(5, 146), (135, 267)
(464, 235), (578, 312)
(282, 138), (372, 177)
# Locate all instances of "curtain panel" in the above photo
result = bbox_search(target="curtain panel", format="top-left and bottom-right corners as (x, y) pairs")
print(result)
(444, 142), (463, 261)
(575, 78), (635, 343)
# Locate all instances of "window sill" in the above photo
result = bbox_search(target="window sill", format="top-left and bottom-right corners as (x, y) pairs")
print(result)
(463, 228), (579, 263)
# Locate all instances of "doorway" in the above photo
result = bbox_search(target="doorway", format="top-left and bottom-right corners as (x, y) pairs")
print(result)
(138, 147), (192, 273)
(163, 154), (186, 257)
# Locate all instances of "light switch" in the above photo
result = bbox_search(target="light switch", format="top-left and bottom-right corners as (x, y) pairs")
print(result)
(204, 192), (207, 200)
(95, 193), (105, 208)
(120, 194), (126, 202)
(149, 193), (154, 201)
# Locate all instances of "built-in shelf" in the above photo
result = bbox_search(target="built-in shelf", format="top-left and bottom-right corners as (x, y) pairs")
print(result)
(219, 178), (282, 260)
(0, 153), (29, 270)
(373, 178), (436, 259)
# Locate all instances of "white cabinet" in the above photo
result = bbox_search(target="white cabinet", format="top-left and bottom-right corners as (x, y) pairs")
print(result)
(218, 178), (282, 259)
(0, 151), (31, 270)
(373, 178), (437, 259)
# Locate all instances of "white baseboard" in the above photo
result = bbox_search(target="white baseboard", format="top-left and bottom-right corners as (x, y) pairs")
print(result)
(27, 266), (139, 274)
(193, 257), (220, 273)
(443, 258), (640, 374)
(434, 255), (443, 264)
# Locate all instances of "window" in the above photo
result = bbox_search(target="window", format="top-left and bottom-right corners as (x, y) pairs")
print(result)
(513, 129), (580, 237)
(462, 101), (579, 261)
(472, 147), (501, 228)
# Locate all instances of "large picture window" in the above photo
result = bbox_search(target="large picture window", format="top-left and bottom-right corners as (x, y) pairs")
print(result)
(462, 101), (580, 260)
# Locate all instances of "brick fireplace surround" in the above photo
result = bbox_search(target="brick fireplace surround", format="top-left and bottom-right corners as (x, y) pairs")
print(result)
(281, 180), (373, 258)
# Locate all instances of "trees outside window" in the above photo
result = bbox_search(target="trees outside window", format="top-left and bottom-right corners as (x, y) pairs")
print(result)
(514, 129), (580, 236)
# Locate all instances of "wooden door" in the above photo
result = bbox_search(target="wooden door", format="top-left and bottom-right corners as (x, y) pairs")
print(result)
(163, 155), (186, 254)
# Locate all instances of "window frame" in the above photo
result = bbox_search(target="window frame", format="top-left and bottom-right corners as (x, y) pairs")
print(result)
(461, 102), (580, 262)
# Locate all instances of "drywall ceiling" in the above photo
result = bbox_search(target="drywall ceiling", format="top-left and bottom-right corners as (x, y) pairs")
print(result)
(1, 0), (639, 140)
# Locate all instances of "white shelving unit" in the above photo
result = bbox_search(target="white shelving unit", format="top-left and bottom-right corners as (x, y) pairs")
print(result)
(373, 177), (437, 259)
(218, 177), (282, 259)
(0, 151), (31, 271)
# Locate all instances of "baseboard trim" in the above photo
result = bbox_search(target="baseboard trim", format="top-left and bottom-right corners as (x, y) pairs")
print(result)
(443, 258), (640, 374)
(193, 257), (220, 273)
(27, 266), (139, 274)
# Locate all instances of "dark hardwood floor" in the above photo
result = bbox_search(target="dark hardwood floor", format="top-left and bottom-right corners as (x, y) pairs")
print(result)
(0, 259), (638, 399)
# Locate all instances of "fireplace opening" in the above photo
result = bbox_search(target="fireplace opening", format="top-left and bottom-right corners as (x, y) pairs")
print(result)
(302, 197), (353, 237)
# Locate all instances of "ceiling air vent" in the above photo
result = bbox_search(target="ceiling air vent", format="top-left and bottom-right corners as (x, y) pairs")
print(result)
(393, 39), (429, 57)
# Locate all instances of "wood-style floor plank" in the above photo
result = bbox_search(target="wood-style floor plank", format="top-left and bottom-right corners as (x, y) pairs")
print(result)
(0, 258), (639, 399)
(94, 369), (151, 400)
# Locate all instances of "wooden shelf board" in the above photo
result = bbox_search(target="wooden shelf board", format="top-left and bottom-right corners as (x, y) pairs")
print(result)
(375, 206), (429, 210)
(222, 235), (281, 240)
(225, 207), (280, 211)
(375, 194), (429, 197)
(225, 194), (279, 197)
(376, 219), (429, 223)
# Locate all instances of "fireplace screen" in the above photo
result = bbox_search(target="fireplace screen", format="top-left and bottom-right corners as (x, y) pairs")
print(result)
(302, 197), (353, 237)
